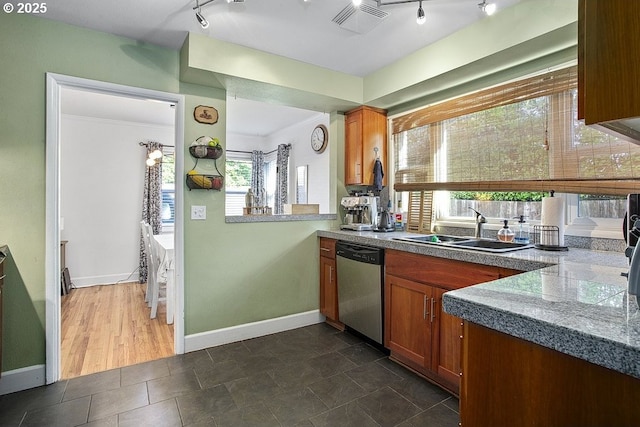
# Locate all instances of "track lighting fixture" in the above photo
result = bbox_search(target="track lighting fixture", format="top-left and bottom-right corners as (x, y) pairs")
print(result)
(195, 0), (209, 29)
(478, 0), (496, 16)
(352, 0), (363, 6)
(374, 0), (498, 25)
(416, 0), (425, 25)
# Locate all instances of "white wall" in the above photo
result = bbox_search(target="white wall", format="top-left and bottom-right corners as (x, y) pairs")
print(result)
(226, 113), (331, 213)
(267, 114), (331, 213)
(60, 115), (174, 287)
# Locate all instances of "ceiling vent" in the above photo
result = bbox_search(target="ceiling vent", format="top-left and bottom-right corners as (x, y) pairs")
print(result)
(332, 2), (389, 34)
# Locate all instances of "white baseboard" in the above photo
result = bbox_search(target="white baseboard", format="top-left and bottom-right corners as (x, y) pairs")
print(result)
(72, 273), (140, 288)
(0, 365), (46, 395)
(185, 310), (324, 353)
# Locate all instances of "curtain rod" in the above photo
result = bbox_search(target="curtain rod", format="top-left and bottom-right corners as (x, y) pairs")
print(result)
(138, 142), (174, 148)
(227, 144), (291, 156)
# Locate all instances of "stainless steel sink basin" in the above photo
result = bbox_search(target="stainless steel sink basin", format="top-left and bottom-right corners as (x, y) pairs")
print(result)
(449, 239), (532, 252)
(393, 234), (533, 253)
(397, 234), (468, 244)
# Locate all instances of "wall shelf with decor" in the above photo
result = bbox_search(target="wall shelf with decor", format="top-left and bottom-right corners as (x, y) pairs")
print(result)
(187, 136), (224, 191)
(186, 172), (223, 190)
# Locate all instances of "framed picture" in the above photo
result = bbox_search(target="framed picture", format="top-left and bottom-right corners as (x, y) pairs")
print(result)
(194, 105), (219, 125)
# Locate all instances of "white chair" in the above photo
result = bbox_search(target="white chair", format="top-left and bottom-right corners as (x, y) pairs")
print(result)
(145, 222), (167, 320)
(139, 221), (154, 305)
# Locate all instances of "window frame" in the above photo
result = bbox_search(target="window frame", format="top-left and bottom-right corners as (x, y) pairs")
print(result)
(389, 66), (630, 240)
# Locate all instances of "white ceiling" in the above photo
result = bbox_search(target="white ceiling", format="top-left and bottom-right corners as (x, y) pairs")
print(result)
(61, 87), (176, 127)
(40, 0), (521, 78)
(50, 0), (522, 135)
(60, 85), (324, 137)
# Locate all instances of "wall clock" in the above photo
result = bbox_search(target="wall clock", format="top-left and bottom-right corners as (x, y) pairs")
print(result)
(311, 124), (328, 153)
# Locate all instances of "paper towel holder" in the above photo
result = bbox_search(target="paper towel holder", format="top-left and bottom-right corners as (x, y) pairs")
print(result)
(532, 225), (569, 251)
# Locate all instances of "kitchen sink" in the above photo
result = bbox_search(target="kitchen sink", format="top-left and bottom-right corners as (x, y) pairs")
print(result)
(449, 239), (532, 252)
(396, 234), (469, 243)
(393, 234), (533, 253)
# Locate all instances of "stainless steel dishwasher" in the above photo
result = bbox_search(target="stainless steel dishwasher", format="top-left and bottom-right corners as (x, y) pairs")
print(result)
(335, 241), (384, 345)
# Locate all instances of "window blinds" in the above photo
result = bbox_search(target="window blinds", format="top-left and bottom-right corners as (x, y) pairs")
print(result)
(392, 66), (640, 196)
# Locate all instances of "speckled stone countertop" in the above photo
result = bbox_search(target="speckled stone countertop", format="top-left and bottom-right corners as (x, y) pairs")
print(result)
(316, 229), (640, 379)
(227, 213), (336, 223)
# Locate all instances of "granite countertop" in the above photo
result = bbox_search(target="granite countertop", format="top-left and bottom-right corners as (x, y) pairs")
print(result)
(317, 229), (640, 379)
(227, 214), (336, 223)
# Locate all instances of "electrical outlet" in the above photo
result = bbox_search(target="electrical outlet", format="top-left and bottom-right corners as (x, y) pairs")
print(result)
(191, 205), (206, 220)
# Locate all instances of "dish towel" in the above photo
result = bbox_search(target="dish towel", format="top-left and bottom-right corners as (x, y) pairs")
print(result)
(373, 158), (384, 191)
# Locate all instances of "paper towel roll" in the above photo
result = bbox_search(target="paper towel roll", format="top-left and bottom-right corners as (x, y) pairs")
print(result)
(541, 196), (565, 246)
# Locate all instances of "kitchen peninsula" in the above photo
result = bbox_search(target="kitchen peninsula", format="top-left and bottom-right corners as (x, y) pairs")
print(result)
(317, 229), (640, 426)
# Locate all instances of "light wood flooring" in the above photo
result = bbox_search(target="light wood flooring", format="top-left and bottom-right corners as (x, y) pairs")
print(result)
(61, 281), (173, 379)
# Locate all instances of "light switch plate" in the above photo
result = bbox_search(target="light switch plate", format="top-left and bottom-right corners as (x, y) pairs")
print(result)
(191, 205), (206, 220)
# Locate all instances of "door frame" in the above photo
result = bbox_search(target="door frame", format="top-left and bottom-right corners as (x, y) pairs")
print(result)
(45, 73), (186, 384)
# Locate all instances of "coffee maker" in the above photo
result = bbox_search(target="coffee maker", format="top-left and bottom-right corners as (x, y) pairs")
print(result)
(340, 195), (379, 231)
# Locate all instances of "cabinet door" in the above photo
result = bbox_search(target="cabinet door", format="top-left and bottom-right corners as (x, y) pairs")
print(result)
(361, 108), (387, 187)
(580, 0), (640, 124)
(432, 287), (462, 392)
(345, 109), (363, 185)
(384, 274), (432, 369)
(320, 255), (338, 321)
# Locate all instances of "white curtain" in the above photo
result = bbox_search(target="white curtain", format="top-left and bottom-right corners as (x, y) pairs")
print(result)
(139, 141), (163, 284)
(275, 144), (291, 214)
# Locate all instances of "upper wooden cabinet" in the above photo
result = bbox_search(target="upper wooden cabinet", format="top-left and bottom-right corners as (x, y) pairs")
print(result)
(345, 106), (387, 186)
(578, 0), (640, 125)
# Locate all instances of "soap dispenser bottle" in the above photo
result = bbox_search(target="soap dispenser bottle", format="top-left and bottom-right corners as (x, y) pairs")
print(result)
(514, 215), (530, 244)
(497, 219), (515, 242)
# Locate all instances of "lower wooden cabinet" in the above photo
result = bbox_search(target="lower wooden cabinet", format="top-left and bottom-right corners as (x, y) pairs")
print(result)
(384, 274), (433, 368)
(384, 249), (521, 395)
(319, 238), (343, 329)
(461, 322), (640, 426)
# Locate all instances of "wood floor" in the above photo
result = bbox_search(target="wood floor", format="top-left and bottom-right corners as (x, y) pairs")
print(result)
(61, 281), (174, 379)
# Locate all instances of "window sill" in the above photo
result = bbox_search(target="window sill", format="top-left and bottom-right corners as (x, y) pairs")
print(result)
(226, 213), (337, 224)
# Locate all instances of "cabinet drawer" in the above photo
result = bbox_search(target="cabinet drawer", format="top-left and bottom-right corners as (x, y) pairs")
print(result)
(385, 249), (503, 290)
(319, 238), (336, 259)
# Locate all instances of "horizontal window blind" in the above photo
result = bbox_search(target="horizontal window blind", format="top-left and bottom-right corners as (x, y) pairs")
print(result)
(392, 66), (640, 196)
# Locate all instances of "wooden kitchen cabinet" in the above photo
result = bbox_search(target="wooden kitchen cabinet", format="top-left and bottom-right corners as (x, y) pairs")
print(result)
(461, 322), (640, 426)
(384, 249), (521, 395)
(319, 238), (342, 329)
(385, 274), (433, 368)
(578, 0), (640, 125)
(345, 106), (387, 186)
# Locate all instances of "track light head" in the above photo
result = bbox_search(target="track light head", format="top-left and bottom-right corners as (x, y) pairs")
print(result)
(195, 10), (209, 28)
(416, 0), (425, 25)
(478, 0), (496, 16)
(194, 0), (209, 28)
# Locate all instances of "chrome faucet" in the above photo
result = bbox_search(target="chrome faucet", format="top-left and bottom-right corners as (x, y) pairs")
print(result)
(469, 207), (486, 239)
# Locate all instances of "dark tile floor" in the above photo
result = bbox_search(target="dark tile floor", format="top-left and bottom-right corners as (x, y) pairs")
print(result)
(0, 323), (460, 426)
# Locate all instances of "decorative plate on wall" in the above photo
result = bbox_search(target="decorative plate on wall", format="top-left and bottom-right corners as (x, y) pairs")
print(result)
(194, 105), (219, 124)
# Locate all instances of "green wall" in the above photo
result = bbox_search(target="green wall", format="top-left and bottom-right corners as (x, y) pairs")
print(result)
(0, 13), (336, 373)
(0, 1), (578, 374)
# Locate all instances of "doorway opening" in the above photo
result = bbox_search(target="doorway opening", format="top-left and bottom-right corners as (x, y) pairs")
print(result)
(46, 73), (185, 384)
